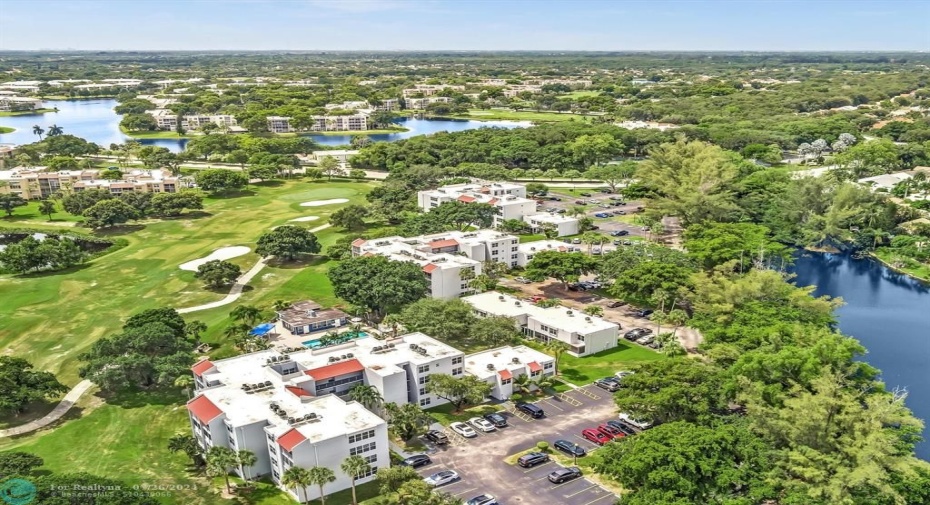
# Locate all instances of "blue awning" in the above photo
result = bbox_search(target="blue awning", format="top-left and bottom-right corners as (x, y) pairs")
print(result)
(249, 323), (275, 336)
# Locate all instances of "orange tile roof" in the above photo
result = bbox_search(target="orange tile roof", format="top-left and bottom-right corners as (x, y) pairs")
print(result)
(285, 386), (313, 397)
(422, 263), (438, 273)
(488, 198), (499, 205)
(191, 360), (214, 377)
(457, 195), (477, 203)
(498, 369), (513, 381)
(528, 361), (542, 373)
(277, 428), (307, 452)
(351, 238), (366, 247)
(305, 358), (365, 381)
(187, 395), (223, 424)
(429, 239), (459, 249)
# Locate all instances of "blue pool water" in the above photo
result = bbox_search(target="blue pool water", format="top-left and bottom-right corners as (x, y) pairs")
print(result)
(302, 331), (369, 349)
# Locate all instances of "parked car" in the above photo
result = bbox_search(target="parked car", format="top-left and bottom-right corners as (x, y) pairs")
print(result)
(609, 195), (622, 200)
(582, 428), (612, 445)
(514, 276), (531, 284)
(618, 413), (653, 430)
(465, 494), (498, 505)
(548, 466), (583, 484)
(567, 283), (584, 291)
(548, 196), (562, 201)
(530, 295), (546, 303)
(450, 422), (478, 438)
(612, 210), (626, 215)
(615, 370), (635, 380)
(587, 199), (600, 204)
(592, 247), (602, 255)
(637, 328), (654, 336)
(468, 417), (497, 433)
(424, 430), (449, 445)
(423, 470), (459, 487)
(623, 328), (644, 340)
(574, 200), (586, 205)
(483, 412), (508, 428)
(606, 419), (638, 436)
(557, 208), (567, 213)
(401, 454), (432, 468)
(598, 423), (625, 440)
(516, 402), (545, 418)
(593, 213), (610, 218)
(609, 230), (627, 236)
(554, 439), (587, 457)
(606, 300), (624, 308)
(517, 452), (550, 468)
(599, 204), (612, 209)
(636, 335), (655, 346)
(635, 308), (654, 318)
(579, 192), (592, 197)
(594, 378), (620, 392)
(572, 238), (582, 244)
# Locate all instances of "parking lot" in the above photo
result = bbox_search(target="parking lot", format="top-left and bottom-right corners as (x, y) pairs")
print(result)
(410, 385), (621, 505)
(538, 189), (649, 239)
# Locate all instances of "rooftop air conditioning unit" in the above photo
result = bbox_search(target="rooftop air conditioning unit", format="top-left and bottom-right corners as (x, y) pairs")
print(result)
(372, 346), (382, 353)
(585, 317), (591, 321)
(288, 417), (296, 424)
(487, 364), (495, 370)
(512, 357), (520, 364)
(388, 344), (395, 348)
(530, 247), (536, 251)
(498, 295), (505, 301)
(308, 413), (318, 419)
(409, 344), (417, 350)
(566, 310), (573, 316)
(515, 301), (521, 306)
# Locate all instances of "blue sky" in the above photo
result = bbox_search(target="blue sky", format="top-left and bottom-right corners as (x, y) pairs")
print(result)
(1, 0), (928, 51)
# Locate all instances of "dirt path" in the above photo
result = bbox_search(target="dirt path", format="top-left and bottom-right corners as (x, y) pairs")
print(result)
(0, 380), (94, 438)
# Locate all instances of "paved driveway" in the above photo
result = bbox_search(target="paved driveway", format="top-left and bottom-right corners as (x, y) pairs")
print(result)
(413, 387), (620, 505)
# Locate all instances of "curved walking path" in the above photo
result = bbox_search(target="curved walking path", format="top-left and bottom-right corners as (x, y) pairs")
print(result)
(0, 380), (94, 438)
(177, 223), (332, 314)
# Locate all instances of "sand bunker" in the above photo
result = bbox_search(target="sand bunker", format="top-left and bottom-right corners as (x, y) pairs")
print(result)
(288, 216), (321, 222)
(180, 246), (250, 271)
(299, 198), (349, 207)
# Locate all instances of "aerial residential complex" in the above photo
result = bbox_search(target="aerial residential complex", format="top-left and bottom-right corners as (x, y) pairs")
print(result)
(0, 95), (43, 112)
(265, 113), (370, 133)
(418, 182), (580, 236)
(147, 109), (238, 131)
(351, 229), (581, 299)
(464, 345), (556, 399)
(464, 291), (620, 357)
(0, 167), (180, 200)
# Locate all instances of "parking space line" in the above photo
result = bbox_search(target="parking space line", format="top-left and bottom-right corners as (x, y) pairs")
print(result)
(551, 477), (584, 489)
(582, 493), (618, 505)
(523, 461), (554, 473)
(542, 398), (565, 411)
(451, 487), (478, 497)
(556, 391), (583, 406)
(566, 484), (599, 498)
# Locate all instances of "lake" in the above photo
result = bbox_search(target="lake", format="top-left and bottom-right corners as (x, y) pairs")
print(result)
(0, 99), (531, 152)
(792, 251), (930, 459)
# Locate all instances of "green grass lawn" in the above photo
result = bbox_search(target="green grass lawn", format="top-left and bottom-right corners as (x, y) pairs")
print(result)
(426, 403), (504, 426)
(311, 127), (409, 136)
(518, 233), (546, 243)
(0, 108), (56, 117)
(0, 180), (374, 385)
(558, 91), (602, 99)
(0, 125), (15, 133)
(2, 200), (86, 223)
(522, 341), (663, 386)
(119, 125), (196, 139)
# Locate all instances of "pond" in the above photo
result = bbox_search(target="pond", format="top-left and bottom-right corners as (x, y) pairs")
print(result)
(0, 99), (531, 152)
(791, 251), (930, 459)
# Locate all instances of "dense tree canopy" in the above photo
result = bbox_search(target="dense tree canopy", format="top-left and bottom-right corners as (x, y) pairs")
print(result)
(255, 225), (321, 260)
(328, 255), (429, 318)
(0, 356), (68, 415)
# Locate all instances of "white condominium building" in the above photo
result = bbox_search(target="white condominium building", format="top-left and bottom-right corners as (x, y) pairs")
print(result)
(373, 99), (400, 111)
(312, 113), (368, 132)
(417, 182), (579, 237)
(515, 240), (581, 267)
(147, 109), (237, 130)
(352, 229), (521, 299)
(0, 168), (179, 200)
(464, 345), (556, 400)
(463, 291), (620, 357)
(402, 84), (465, 98)
(0, 96), (43, 112)
(324, 101), (371, 111)
(267, 116), (292, 133)
(404, 96), (451, 110)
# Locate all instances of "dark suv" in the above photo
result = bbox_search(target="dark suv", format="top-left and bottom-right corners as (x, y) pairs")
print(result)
(483, 412), (508, 428)
(425, 430), (449, 445)
(517, 452), (550, 468)
(553, 439), (587, 457)
(548, 466), (583, 483)
(516, 402), (545, 418)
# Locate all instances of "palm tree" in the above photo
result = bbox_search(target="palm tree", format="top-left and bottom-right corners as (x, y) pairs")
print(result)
(348, 384), (383, 411)
(38, 200), (56, 220)
(47, 124), (64, 137)
(282, 466), (313, 504)
(167, 433), (202, 467)
(532, 374), (554, 392)
(230, 304), (263, 325)
(271, 299), (292, 312)
(308, 466), (336, 505)
(174, 375), (194, 399)
(224, 322), (251, 340)
(32, 125), (44, 140)
(206, 446), (238, 494)
(545, 340), (570, 376)
(340, 455), (369, 505)
(381, 314), (403, 339)
(581, 231), (602, 254)
(236, 450), (257, 483)
(513, 374), (532, 395)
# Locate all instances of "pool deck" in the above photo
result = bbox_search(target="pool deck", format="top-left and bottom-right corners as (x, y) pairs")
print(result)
(263, 322), (376, 350)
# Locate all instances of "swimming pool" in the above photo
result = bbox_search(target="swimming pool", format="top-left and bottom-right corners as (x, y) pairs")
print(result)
(302, 331), (369, 349)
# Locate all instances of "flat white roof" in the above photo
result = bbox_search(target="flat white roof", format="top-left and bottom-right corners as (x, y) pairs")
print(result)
(201, 332), (461, 431)
(464, 291), (618, 335)
(464, 345), (554, 380)
(525, 213), (579, 225)
(517, 239), (580, 254)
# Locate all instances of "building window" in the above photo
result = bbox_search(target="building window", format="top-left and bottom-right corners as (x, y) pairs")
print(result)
(349, 429), (376, 444)
(350, 442), (377, 455)
(531, 370), (541, 377)
(418, 375), (431, 385)
(452, 356), (463, 365)
(269, 445), (277, 455)
(419, 387), (427, 396)
(578, 335), (585, 342)
(544, 362), (554, 369)
(358, 465), (377, 479)
(452, 367), (463, 376)
(511, 254), (518, 259)
(501, 378), (512, 385)
(417, 364), (430, 374)
(420, 398), (431, 406)
(364, 454), (377, 464)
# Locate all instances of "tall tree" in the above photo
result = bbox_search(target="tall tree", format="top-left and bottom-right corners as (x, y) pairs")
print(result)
(195, 260), (241, 288)
(282, 466), (313, 504)
(255, 225), (321, 260)
(425, 374), (492, 411)
(383, 402), (431, 440)
(236, 450), (257, 483)
(524, 250), (599, 288)
(0, 357), (68, 416)
(205, 446), (238, 494)
(307, 466), (337, 505)
(348, 384), (384, 411)
(330, 205), (370, 231)
(319, 156), (343, 180)
(341, 455), (370, 505)
(32, 125), (44, 140)
(82, 198), (139, 228)
(230, 305), (263, 325)
(167, 433), (202, 467)
(328, 255), (429, 319)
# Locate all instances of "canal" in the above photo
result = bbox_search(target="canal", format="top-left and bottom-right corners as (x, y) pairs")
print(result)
(0, 99), (530, 151)
(792, 251), (930, 459)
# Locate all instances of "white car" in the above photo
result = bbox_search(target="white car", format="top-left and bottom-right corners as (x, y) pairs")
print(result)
(618, 412), (652, 430)
(450, 421), (478, 438)
(615, 370), (635, 380)
(423, 469), (459, 487)
(468, 416), (497, 433)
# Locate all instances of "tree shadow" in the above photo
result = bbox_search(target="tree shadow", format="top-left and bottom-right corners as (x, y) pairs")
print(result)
(16, 262), (94, 278)
(98, 388), (187, 409)
(158, 210), (213, 221)
(266, 255), (329, 269)
(253, 180), (284, 188)
(210, 189), (257, 199)
(3, 404), (86, 441)
(92, 224), (146, 236)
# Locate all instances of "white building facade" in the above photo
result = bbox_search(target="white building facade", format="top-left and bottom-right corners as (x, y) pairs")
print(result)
(464, 345), (556, 400)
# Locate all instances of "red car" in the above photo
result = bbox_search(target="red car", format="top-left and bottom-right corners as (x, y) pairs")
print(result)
(530, 296), (546, 303)
(597, 424), (625, 440)
(582, 428), (612, 445)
